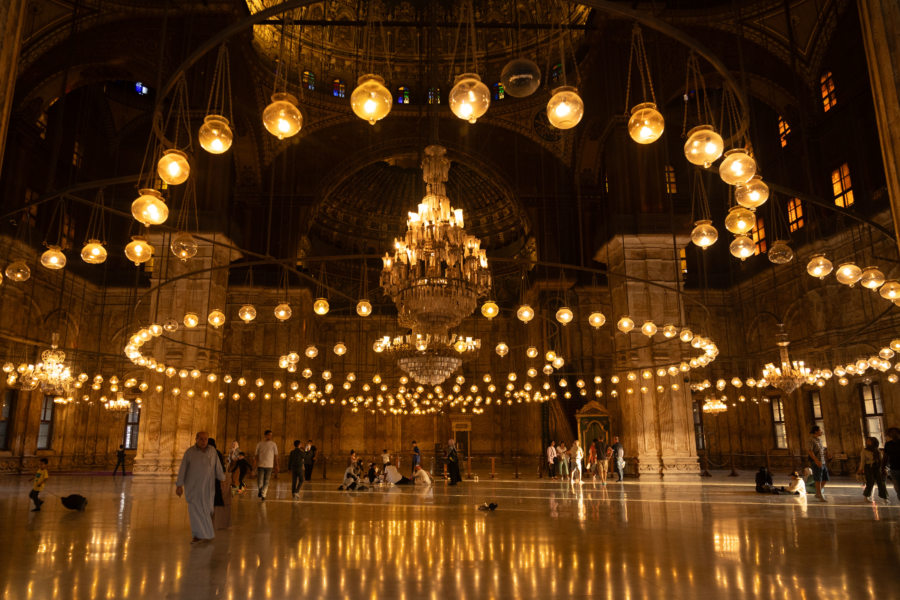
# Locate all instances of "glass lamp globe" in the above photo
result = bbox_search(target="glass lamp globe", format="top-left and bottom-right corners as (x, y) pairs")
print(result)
(163, 319), (178, 332)
(238, 304), (256, 323)
(662, 324), (678, 338)
(516, 304), (535, 323)
(718, 148), (757, 186)
(495, 343), (509, 357)
(729, 235), (755, 261)
(500, 58), (541, 98)
(350, 74), (392, 125)
(333, 342), (347, 356)
(679, 328), (694, 343)
(208, 309), (225, 328)
(683, 125), (724, 166)
(40, 245), (66, 270)
(734, 176), (769, 209)
(690, 220), (718, 249)
(555, 306), (573, 325)
(627, 102), (664, 144)
(617, 316), (635, 334)
(198, 114), (233, 154)
(546, 86), (584, 130)
(124, 236), (153, 265)
(724, 206), (755, 235)
(640, 321), (658, 337)
(835, 262), (862, 286)
(262, 92), (302, 139)
(80, 239), (107, 264)
(274, 302), (292, 321)
(806, 254), (833, 279)
(588, 312), (606, 329)
(481, 300), (499, 319)
(5, 260), (30, 282)
(183, 312), (199, 328)
(305, 345), (318, 359)
(768, 240), (794, 264)
(356, 299), (372, 317)
(157, 149), (190, 185)
(449, 73), (490, 124)
(170, 232), (198, 261)
(879, 280), (900, 300)
(131, 189), (168, 226)
(313, 298), (329, 315)
(859, 266), (886, 290)
(526, 346), (539, 358)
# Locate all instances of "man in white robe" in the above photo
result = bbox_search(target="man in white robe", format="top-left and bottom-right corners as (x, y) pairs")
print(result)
(176, 431), (225, 543)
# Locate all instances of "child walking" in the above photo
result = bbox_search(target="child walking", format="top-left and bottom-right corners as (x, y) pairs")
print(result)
(30, 458), (49, 511)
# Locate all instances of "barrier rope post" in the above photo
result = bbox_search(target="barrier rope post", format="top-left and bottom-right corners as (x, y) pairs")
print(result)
(729, 451), (738, 477)
(538, 456), (543, 479)
(514, 456), (520, 479)
(700, 452), (712, 477)
(490, 457), (496, 479)
(322, 455), (327, 480)
(466, 455), (472, 479)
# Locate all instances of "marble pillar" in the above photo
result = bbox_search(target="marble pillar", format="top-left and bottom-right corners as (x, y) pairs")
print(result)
(597, 234), (699, 478)
(858, 0), (900, 255)
(133, 233), (240, 476)
(0, 0), (27, 173)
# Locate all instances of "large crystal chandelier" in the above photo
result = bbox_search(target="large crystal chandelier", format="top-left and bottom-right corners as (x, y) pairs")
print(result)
(702, 396), (728, 414)
(380, 145), (491, 335)
(375, 333), (481, 386)
(761, 327), (810, 395)
(19, 333), (75, 396)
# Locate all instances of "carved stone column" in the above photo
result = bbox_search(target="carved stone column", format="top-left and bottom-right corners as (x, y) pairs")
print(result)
(0, 0), (27, 173)
(859, 0), (900, 255)
(596, 234), (699, 478)
(133, 233), (240, 476)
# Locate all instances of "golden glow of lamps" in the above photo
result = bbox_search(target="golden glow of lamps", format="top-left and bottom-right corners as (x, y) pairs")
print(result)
(516, 305), (534, 323)
(546, 86), (584, 129)
(679, 328), (693, 342)
(183, 312), (199, 328)
(729, 235), (755, 261)
(718, 148), (757, 186)
(526, 346), (538, 358)
(170, 232), (198, 261)
(40, 246), (66, 270)
(131, 189), (168, 226)
(124, 236), (153, 265)
(588, 312), (606, 329)
(806, 254), (833, 279)
(333, 342), (347, 356)
(555, 307), (574, 325)
(238, 304), (256, 323)
(481, 300), (499, 319)
(860, 266), (886, 290)
(690, 220), (718, 249)
(356, 300), (372, 317)
(662, 324), (678, 338)
(305, 345), (318, 359)
(627, 102), (664, 143)
(262, 93), (302, 139)
(5, 260), (30, 282)
(724, 206), (755, 235)
(495, 342), (509, 357)
(640, 321), (657, 337)
(684, 125), (723, 167)
(350, 74), (392, 124)
(198, 115), (232, 154)
(208, 309), (225, 328)
(879, 280), (900, 300)
(313, 298), (330, 316)
(274, 302), (292, 321)
(80, 240), (107, 264)
(734, 176), (769, 209)
(835, 262), (862, 286)
(617, 316), (635, 334)
(157, 149), (190, 185)
(449, 73), (490, 123)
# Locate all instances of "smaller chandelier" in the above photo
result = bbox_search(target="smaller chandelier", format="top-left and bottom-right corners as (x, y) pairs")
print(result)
(378, 332), (480, 385)
(762, 327), (811, 395)
(702, 397), (728, 414)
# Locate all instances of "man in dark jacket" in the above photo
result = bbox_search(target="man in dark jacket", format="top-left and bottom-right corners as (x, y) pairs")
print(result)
(303, 439), (317, 481)
(288, 440), (306, 500)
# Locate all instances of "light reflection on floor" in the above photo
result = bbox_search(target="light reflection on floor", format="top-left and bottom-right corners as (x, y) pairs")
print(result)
(0, 474), (897, 599)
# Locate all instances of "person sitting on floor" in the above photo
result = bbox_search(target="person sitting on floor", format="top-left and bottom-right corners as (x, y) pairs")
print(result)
(755, 466), (782, 493)
(412, 465), (433, 486)
(366, 462), (378, 484)
(339, 463), (360, 490)
(384, 462), (412, 485)
(786, 471), (806, 496)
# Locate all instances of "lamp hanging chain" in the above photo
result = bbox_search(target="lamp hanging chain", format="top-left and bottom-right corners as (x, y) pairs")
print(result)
(681, 52), (714, 137)
(690, 170), (711, 222)
(624, 24), (655, 112)
(206, 44), (233, 123)
(160, 75), (192, 152)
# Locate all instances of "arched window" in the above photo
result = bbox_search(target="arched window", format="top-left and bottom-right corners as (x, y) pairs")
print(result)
(751, 217), (766, 255)
(550, 63), (563, 86)
(427, 87), (441, 105)
(302, 70), (316, 91)
(492, 83), (505, 101)
(777, 116), (791, 147)
(396, 86), (410, 104)
(332, 79), (345, 98)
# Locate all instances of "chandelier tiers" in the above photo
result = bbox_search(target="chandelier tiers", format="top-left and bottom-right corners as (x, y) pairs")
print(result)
(762, 328), (810, 395)
(380, 146), (492, 336)
(376, 332), (481, 386)
(20, 333), (75, 396)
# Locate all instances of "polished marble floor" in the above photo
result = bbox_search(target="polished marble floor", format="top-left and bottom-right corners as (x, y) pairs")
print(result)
(0, 471), (897, 599)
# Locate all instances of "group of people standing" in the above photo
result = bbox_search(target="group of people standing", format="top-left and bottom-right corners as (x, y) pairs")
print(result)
(546, 437), (625, 484)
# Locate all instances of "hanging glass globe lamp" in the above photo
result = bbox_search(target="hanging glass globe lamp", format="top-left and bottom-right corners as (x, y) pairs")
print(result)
(617, 316), (635, 334)
(806, 254), (833, 279)
(555, 307), (574, 325)
(274, 302), (292, 321)
(718, 148), (757, 186)
(588, 312), (606, 329)
(835, 262), (862, 286)
(729, 235), (755, 261)
(495, 343), (509, 357)
(170, 232), (198, 261)
(767, 240), (794, 264)
(198, 115), (233, 154)
(350, 74), (392, 125)
(734, 176), (769, 209)
(724, 206), (755, 235)
(183, 312), (199, 328)
(333, 342), (347, 356)
(262, 93), (302, 139)
(879, 280), (900, 300)
(80, 239), (107, 264)
(356, 299), (372, 317)
(208, 309), (225, 328)
(859, 266), (886, 290)
(131, 189), (168, 226)
(627, 102), (664, 144)
(313, 298), (330, 315)
(640, 321), (658, 337)
(238, 304), (256, 323)
(157, 149), (190, 185)
(5, 260), (30, 282)
(481, 300), (499, 319)
(124, 236), (153, 265)
(516, 304), (535, 323)
(546, 86), (584, 129)
(40, 245), (66, 270)
(449, 73), (491, 123)
(683, 125), (724, 166)
(690, 220), (718, 249)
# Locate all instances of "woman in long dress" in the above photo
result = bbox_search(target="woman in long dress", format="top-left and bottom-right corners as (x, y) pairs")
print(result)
(446, 439), (462, 485)
(570, 440), (584, 484)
